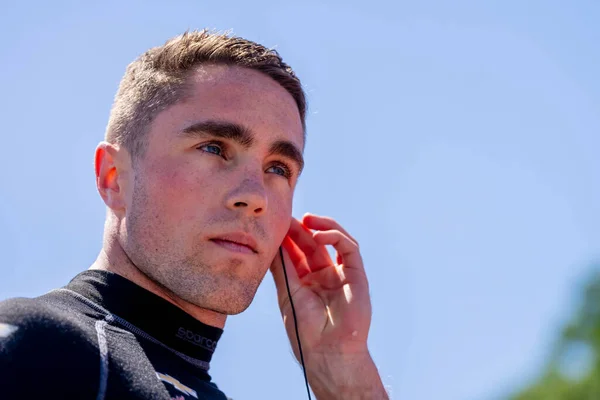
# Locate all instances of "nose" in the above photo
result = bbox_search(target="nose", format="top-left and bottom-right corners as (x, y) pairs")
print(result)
(225, 177), (268, 216)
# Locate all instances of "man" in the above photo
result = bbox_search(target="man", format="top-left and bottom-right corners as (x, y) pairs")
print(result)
(0, 30), (388, 399)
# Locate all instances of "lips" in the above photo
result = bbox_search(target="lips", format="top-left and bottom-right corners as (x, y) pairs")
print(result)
(209, 232), (259, 254)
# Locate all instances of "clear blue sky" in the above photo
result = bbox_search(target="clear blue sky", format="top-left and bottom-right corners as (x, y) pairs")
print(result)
(1, 1), (598, 399)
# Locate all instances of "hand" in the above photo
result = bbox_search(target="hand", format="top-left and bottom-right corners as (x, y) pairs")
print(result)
(270, 213), (387, 398)
(270, 213), (371, 356)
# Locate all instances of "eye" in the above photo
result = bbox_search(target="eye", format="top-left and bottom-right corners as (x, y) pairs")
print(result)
(267, 163), (292, 178)
(198, 142), (225, 158)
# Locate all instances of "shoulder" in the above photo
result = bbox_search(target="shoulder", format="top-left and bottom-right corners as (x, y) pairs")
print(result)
(0, 296), (100, 399)
(0, 295), (97, 345)
(0, 295), (99, 357)
(0, 295), (70, 327)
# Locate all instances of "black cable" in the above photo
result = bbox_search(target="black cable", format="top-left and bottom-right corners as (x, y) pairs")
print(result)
(279, 246), (312, 400)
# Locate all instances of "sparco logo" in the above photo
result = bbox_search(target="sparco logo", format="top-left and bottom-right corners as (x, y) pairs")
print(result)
(176, 327), (216, 351)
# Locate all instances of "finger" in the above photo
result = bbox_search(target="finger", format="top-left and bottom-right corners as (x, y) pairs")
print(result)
(269, 238), (304, 310)
(312, 230), (364, 272)
(287, 218), (333, 271)
(302, 214), (359, 246)
(282, 235), (312, 279)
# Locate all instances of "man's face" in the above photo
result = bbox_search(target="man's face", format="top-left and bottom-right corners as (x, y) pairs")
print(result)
(122, 65), (304, 315)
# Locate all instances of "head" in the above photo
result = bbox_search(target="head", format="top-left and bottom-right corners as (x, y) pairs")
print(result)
(95, 30), (306, 315)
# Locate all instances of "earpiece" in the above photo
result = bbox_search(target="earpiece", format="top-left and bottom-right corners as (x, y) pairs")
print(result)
(279, 246), (312, 400)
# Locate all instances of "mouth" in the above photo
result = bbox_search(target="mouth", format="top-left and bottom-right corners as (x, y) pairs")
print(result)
(209, 232), (259, 255)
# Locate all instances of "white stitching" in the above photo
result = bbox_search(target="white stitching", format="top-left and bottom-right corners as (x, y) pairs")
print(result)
(95, 319), (109, 400)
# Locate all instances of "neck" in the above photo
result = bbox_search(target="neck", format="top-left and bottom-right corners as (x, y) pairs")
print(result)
(89, 234), (227, 329)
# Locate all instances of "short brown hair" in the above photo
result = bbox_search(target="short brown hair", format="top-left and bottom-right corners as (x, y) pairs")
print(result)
(105, 29), (307, 161)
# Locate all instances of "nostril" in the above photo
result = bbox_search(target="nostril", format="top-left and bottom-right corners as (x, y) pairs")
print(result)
(234, 202), (247, 207)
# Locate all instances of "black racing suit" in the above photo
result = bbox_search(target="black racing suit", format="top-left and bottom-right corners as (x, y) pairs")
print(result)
(0, 270), (231, 400)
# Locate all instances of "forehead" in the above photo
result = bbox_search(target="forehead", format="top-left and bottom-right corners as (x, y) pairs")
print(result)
(160, 65), (304, 150)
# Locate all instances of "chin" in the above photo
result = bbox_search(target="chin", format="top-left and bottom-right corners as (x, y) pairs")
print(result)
(219, 302), (252, 315)
(199, 279), (259, 315)
(208, 295), (254, 315)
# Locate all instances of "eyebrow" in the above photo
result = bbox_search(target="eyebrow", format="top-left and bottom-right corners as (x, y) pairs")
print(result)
(180, 120), (304, 174)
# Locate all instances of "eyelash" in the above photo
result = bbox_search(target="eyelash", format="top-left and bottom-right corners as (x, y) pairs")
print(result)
(197, 141), (293, 179)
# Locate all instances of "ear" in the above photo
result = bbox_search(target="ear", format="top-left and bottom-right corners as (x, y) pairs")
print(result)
(94, 141), (130, 213)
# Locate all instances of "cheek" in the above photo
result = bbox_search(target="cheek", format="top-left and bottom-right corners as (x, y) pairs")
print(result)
(143, 158), (213, 218)
(269, 191), (293, 239)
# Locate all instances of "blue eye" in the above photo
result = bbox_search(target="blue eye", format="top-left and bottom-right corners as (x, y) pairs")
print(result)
(267, 164), (291, 178)
(199, 143), (224, 157)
